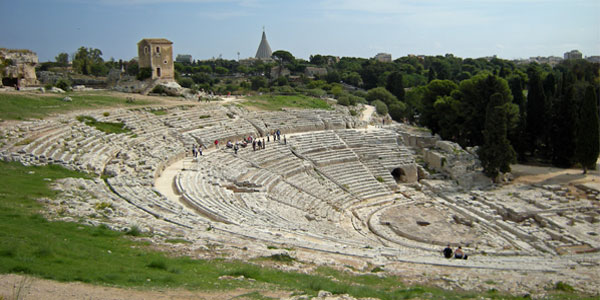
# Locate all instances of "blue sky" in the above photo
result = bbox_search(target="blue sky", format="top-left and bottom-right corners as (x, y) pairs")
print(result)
(1, 0), (599, 62)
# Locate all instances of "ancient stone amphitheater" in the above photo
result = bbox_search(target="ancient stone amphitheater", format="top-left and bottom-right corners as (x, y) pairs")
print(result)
(1, 100), (599, 293)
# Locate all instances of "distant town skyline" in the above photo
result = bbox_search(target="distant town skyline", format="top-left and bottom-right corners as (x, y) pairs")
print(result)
(1, 0), (599, 62)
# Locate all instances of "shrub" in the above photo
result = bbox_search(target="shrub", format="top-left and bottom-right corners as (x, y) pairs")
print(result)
(147, 259), (167, 270)
(125, 225), (141, 236)
(178, 77), (194, 88)
(151, 85), (167, 94)
(306, 88), (326, 98)
(337, 96), (350, 106)
(554, 281), (574, 292)
(137, 67), (152, 80)
(250, 76), (267, 90)
(372, 100), (388, 115)
(267, 253), (295, 263)
(55, 78), (72, 91)
(389, 102), (407, 121)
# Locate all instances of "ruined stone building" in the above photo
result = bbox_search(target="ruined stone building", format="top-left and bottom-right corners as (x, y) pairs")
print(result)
(374, 53), (392, 63)
(137, 39), (174, 81)
(0, 48), (38, 87)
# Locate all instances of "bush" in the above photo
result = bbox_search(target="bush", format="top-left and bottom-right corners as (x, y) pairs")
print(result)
(251, 76), (268, 91)
(337, 96), (350, 106)
(151, 85), (167, 94)
(372, 100), (388, 115)
(55, 78), (72, 91)
(389, 102), (407, 121)
(306, 88), (326, 98)
(276, 76), (288, 86)
(137, 67), (152, 80)
(366, 87), (397, 106)
(178, 77), (194, 88)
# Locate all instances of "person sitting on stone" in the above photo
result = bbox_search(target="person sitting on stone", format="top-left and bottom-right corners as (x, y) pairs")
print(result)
(443, 244), (453, 259)
(226, 140), (233, 148)
(454, 246), (467, 259)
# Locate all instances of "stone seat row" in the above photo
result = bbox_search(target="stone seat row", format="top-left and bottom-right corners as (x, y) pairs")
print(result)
(320, 162), (392, 200)
(176, 169), (292, 227)
(303, 148), (359, 167)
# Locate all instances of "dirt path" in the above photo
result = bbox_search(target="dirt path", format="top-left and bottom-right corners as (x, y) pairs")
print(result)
(0, 274), (290, 300)
(511, 163), (599, 186)
(360, 105), (375, 122)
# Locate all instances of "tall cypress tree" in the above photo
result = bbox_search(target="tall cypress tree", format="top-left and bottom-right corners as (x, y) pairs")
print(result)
(508, 77), (528, 162)
(478, 93), (517, 180)
(575, 86), (600, 173)
(525, 67), (548, 154)
(551, 86), (577, 167)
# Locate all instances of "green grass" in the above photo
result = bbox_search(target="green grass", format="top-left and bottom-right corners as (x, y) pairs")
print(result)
(0, 161), (593, 299)
(0, 92), (156, 120)
(242, 94), (331, 111)
(150, 109), (168, 116)
(76, 115), (130, 134)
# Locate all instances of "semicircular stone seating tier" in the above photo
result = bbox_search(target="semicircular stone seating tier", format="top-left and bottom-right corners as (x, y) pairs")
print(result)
(1, 104), (596, 272)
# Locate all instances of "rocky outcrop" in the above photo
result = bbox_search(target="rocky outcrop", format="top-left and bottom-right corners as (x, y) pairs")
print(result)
(0, 48), (38, 87)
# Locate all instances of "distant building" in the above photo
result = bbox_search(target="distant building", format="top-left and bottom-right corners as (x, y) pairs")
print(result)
(271, 66), (291, 78)
(374, 53), (392, 62)
(564, 50), (583, 60)
(137, 38), (174, 80)
(255, 30), (273, 61)
(304, 67), (328, 78)
(175, 54), (193, 63)
(0, 48), (38, 87)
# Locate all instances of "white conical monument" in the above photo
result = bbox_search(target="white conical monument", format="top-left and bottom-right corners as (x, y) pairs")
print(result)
(255, 28), (273, 60)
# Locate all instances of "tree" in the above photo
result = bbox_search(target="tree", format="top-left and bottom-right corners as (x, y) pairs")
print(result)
(575, 86), (600, 173)
(343, 72), (362, 87)
(478, 93), (516, 180)
(455, 73), (516, 147)
(372, 100), (388, 115)
(272, 50), (295, 65)
(55, 52), (69, 66)
(325, 71), (341, 84)
(420, 80), (458, 135)
(386, 71), (405, 101)
(508, 76), (528, 161)
(73, 46), (104, 75)
(525, 66), (549, 154)
(550, 86), (577, 167)
(366, 87), (397, 107)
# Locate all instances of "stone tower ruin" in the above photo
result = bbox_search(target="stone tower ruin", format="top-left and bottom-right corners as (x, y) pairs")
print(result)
(137, 38), (174, 81)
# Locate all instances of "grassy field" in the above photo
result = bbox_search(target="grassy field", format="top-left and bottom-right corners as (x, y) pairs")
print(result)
(0, 161), (591, 299)
(242, 94), (331, 111)
(0, 92), (156, 120)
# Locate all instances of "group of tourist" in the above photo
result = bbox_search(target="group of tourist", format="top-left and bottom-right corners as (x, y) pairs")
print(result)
(191, 144), (204, 157)
(443, 245), (468, 259)
(196, 129), (289, 157)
